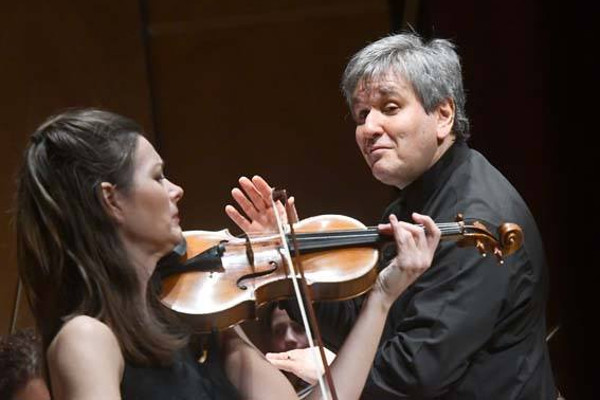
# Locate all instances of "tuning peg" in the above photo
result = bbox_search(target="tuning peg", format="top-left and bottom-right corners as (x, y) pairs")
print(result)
(494, 247), (504, 264)
(475, 240), (487, 256)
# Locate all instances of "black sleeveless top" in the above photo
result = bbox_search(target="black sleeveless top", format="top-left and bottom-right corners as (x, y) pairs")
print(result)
(120, 345), (239, 400)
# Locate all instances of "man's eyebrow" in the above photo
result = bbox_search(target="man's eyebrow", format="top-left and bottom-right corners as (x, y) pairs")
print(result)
(377, 84), (401, 96)
(352, 85), (401, 104)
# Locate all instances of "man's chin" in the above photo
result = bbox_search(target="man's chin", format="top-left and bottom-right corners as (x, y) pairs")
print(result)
(372, 167), (397, 187)
(371, 162), (409, 188)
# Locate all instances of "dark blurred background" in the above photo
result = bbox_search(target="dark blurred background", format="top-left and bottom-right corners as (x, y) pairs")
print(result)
(0, 0), (594, 397)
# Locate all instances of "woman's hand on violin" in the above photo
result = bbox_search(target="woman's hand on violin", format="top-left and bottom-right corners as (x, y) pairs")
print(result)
(225, 175), (298, 234)
(373, 212), (441, 307)
(265, 346), (336, 385)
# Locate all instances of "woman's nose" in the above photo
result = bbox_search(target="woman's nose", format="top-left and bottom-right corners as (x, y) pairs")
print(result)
(283, 328), (300, 349)
(167, 179), (184, 202)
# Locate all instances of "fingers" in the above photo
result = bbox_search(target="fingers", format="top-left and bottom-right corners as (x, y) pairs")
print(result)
(410, 212), (441, 249)
(265, 351), (291, 361)
(225, 175), (287, 234)
(235, 175), (281, 214)
(378, 213), (441, 250)
(386, 213), (439, 271)
(288, 196), (299, 223)
(227, 176), (272, 222)
(265, 352), (302, 375)
(253, 176), (294, 221)
(378, 215), (423, 239)
(225, 204), (251, 232)
(239, 176), (269, 212)
(389, 214), (420, 248)
(225, 174), (299, 228)
(377, 222), (393, 235)
(251, 175), (274, 201)
(271, 194), (298, 225)
(265, 355), (304, 378)
(230, 187), (258, 218)
(265, 349), (321, 385)
(372, 213), (441, 303)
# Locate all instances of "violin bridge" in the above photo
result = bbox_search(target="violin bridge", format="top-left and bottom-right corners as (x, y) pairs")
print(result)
(245, 235), (255, 268)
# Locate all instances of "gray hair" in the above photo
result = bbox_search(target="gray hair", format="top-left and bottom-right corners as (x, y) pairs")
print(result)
(341, 32), (470, 142)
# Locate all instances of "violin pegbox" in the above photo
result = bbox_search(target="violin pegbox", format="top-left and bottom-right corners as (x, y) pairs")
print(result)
(453, 214), (523, 264)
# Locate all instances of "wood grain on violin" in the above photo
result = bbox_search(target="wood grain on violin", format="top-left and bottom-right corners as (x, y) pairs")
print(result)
(158, 214), (523, 333)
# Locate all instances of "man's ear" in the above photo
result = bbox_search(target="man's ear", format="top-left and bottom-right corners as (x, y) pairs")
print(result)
(99, 182), (125, 224)
(436, 98), (455, 141)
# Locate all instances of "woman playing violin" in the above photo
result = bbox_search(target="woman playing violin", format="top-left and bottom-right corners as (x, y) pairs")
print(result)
(15, 108), (440, 399)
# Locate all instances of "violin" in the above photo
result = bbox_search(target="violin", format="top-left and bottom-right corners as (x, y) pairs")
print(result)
(158, 213), (523, 333)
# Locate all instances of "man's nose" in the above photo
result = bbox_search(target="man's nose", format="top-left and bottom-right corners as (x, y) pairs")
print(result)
(363, 109), (384, 137)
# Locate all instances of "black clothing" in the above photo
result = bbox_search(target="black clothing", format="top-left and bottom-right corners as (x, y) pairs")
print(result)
(314, 143), (556, 399)
(121, 345), (239, 400)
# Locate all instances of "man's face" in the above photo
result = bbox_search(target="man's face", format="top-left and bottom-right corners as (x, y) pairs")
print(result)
(351, 73), (447, 189)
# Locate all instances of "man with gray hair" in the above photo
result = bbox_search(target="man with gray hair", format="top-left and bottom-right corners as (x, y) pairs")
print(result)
(229, 32), (557, 399)
(321, 32), (556, 399)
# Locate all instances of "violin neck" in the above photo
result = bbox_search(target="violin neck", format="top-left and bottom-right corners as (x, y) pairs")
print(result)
(289, 222), (464, 254)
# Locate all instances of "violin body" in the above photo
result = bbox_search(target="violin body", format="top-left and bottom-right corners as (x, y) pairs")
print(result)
(160, 215), (379, 333)
(159, 213), (523, 333)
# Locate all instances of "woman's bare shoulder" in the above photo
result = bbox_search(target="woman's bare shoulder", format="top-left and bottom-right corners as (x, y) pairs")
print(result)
(48, 315), (120, 358)
(47, 315), (124, 398)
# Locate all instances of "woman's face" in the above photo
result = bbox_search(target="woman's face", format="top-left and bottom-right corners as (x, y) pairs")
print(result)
(269, 307), (309, 352)
(115, 136), (184, 263)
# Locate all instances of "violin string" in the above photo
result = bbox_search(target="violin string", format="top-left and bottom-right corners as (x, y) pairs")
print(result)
(292, 223), (463, 250)
(243, 222), (467, 257)
(294, 223), (462, 238)
(246, 223), (463, 242)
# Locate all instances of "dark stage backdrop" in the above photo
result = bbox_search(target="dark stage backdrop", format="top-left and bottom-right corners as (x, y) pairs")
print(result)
(0, 0), (154, 333)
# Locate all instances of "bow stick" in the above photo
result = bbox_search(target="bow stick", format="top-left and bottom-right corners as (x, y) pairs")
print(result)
(271, 189), (338, 400)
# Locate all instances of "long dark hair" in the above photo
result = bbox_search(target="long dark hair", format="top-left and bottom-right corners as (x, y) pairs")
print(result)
(15, 108), (186, 365)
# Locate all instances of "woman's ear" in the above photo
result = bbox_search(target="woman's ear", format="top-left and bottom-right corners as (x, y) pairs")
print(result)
(436, 98), (455, 141)
(99, 182), (125, 224)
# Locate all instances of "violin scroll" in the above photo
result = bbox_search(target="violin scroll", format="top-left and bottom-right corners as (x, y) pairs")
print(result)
(453, 215), (524, 264)
(498, 222), (523, 256)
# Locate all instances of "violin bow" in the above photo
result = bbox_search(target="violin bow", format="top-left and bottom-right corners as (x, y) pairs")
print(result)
(271, 189), (338, 400)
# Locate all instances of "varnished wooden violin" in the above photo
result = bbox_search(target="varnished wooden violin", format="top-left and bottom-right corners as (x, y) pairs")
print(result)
(158, 213), (523, 333)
